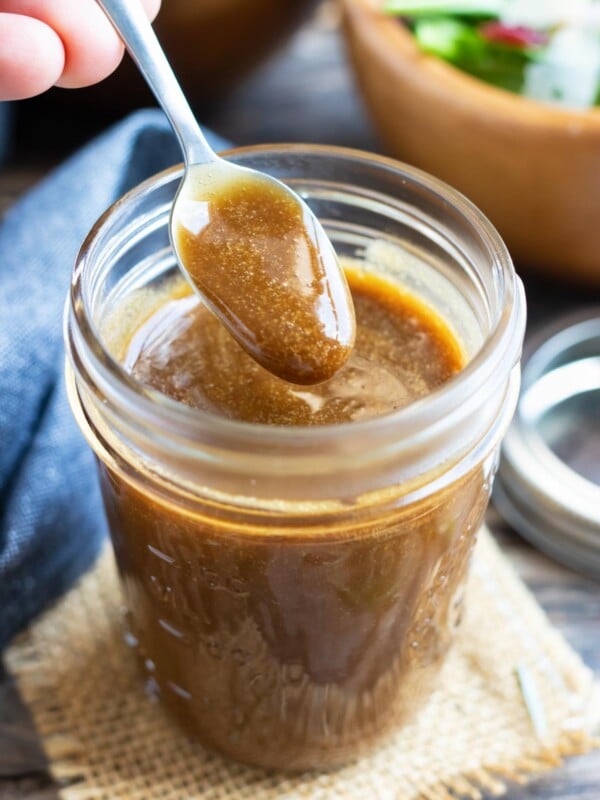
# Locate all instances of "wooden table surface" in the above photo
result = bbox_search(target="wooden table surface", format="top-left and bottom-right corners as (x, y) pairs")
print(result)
(0, 5), (598, 798)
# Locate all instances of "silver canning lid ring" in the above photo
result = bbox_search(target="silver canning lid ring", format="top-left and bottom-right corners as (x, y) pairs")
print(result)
(494, 308), (600, 580)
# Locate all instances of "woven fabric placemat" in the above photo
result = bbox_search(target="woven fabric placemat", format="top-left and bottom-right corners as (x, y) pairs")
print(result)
(6, 529), (599, 800)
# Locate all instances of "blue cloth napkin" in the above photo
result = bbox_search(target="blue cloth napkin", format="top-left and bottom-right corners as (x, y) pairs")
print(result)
(0, 109), (228, 650)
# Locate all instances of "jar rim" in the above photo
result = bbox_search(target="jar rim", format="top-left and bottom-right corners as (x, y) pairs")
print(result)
(68, 143), (526, 458)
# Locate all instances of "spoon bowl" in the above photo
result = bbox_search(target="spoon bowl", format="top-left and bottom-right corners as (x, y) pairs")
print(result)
(171, 159), (355, 384)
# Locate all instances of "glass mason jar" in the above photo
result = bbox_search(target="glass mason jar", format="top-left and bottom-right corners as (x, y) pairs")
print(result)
(65, 146), (526, 770)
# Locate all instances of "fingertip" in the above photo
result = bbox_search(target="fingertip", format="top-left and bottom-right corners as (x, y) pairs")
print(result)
(143, 0), (162, 22)
(55, 0), (157, 89)
(55, 35), (125, 89)
(0, 13), (65, 101)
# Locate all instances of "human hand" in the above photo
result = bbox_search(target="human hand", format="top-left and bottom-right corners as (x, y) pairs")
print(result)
(0, 0), (161, 100)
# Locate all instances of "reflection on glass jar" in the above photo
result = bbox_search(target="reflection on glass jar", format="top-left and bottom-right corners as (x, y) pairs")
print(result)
(65, 146), (525, 769)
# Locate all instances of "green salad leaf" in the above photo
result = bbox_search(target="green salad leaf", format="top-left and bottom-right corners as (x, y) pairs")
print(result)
(412, 16), (538, 92)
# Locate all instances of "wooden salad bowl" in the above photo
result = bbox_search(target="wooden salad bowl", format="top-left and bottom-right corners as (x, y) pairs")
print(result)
(341, 0), (600, 284)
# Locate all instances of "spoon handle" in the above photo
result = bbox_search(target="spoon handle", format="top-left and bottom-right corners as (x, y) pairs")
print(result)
(96, 0), (218, 165)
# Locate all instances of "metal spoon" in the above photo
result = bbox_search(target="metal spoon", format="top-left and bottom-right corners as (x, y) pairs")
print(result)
(95, 0), (356, 385)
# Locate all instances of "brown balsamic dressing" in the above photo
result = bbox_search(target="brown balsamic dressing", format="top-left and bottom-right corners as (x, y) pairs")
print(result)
(129, 267), (463, 425)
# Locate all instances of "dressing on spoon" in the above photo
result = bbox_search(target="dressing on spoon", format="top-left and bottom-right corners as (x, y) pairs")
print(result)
(174, 163), (354, 384)
(96, 0), (355, 385)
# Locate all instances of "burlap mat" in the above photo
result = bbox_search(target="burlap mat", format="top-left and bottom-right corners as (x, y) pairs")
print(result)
(6, 529), (599, 800)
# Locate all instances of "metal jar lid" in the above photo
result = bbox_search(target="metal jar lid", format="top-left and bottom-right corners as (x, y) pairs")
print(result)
(494, 308), (600, 580)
